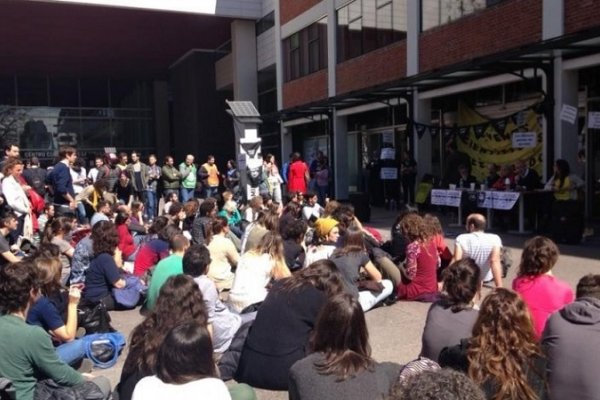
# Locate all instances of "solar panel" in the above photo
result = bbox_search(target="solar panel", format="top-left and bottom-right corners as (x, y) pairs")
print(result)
(226, 100), (260, 117)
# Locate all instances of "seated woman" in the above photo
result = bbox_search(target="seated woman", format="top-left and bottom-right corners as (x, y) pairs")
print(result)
(491, 164), (516, 191)
(282, 219), (307, 272)
(42, 217), (75, 285)
(181, 200), (199, 233)
(218, 200), (243, 238)
(236, 260), (345, 390)
(330, 224), (393, 312)
(37, 203), (55, 243)
(82, 222), (126, 310)
(130, 200), (146, 226)
(512, 236), (574, 338)
(544, 158), (584, 201)
(27, 257), (86, 366)
(289, 294), (401, 400)
(423, 214), (453, 273)
(420, 258), (480, 362)
(133, 221), (179, 278)
(206, 217), (239, 291)
(0, 262), (111, 400)
(242, 211), (279, 253)
(115, 211), (141, 262)
(278, 201), (301, 235)
(228, 232), (290, 313)
(118, 275), (209, 400)
(397, 214), (439, 301)
(163, 191), (179, 215)
(439, 288), (547, 399)
(132, 322), (252, 400)
(303, 217), (339, 267)
(75, 179), (108, 222)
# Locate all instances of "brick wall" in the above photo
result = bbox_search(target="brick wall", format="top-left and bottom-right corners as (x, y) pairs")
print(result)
(282, 70), (328, 109)
(565, 0), (600, 34)
(336, 41), (407, 95)
(280, 0), (322, 25)
(420, 0), (542, 73)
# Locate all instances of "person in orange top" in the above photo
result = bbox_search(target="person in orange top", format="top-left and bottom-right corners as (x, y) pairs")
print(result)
(199, 155), (220, 199)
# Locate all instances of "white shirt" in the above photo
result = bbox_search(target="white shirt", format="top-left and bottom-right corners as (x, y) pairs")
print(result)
(302, 203), (324, 221)
(303, 244), (336, 268)
(132, 376), (231, 400)
(70, 167), (87, 194)
(455, 231), (502, 279)
(228, 253), (274, 313)
(88, 168), (99, 183)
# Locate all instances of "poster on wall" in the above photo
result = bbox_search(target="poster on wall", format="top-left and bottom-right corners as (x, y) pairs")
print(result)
(560, 104), (577, 124)
(380, 167), (398, 180)
(512, 132), (537, 148)
(382, 130), (394, 144)
(588, 112), (600, 129)
(380, 147), (396, 160)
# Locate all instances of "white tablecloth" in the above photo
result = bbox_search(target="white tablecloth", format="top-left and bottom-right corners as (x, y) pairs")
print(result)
(431, 189), (520, 210)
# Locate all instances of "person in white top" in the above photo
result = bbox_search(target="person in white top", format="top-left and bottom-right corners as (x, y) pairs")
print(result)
(452, 213), (503, 288)
(206, 217), (240, 291)
(1, 158), (32, 240)
(87, 156), (103, 184)
(69, 159), (87, 195)
(228, 232), (290, 313)
(302, 192), (324, 222)
(132, 321), (232, 400)
(303, 217), (339, 268)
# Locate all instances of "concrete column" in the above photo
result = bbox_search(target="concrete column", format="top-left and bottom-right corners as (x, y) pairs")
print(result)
(231, 20), (258, 104)
(274, 0), (283, 111)
(152, 80), (170, 159)
(333, 110), (349, 199)
(553, 58), (579, 167)
(326, 0), (336, 96)
(543, 0), (563, 40)
(406, 0), (420, 76)
(412, 91), (433, 177)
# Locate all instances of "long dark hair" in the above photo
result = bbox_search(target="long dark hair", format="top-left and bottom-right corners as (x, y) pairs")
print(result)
(122, 275), (208, 378)
(553, 159), (570, 189)
(276, 260), (344, 297)
(156, 322), (216, 384)
(332, 223), (365, 257)
(310, 294), (374, 380)
(91, 221), (120, 256)
(441, 258), (480, 312)
(42, 217), (73, 244)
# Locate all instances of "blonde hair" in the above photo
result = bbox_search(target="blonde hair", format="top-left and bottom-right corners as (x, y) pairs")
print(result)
(252, 232), (290, 280)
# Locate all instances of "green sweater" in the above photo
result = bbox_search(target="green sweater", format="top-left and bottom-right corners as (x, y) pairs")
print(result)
(145, 254), (183, 310)
(0, 315), (83, 400)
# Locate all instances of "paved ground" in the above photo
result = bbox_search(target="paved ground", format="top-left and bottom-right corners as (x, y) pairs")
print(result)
(100, 207), (600, 399)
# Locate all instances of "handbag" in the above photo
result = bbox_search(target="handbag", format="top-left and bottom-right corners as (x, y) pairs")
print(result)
(81, 332), (126, 369)
(356, 279), (384, 293)
(77, 302), (114, 334)
(34, 379), (105, 400)
(112, 274), (146, 309)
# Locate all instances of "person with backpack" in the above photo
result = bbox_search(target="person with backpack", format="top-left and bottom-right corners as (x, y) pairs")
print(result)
(22, 157), (47, 198)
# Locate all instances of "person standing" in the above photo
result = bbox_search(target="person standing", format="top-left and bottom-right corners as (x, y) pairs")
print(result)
(400, 151), (417, 206)
(199, 155), (220, 199)
(2, 159), (32, 240)
(0, 143), (19, 171)
(314, 158), (330, 206)
(179, 154), (197, 202)
(87, 156), (104, 184)
(161, 155), (181, 200)
(51, 146), (78, 216)
(117, 152), (129, 172)
(145, 154), (161, 221)
(126, 151), (149, 203)
(452, 213), (503, 288)
(264, 154), (283, 204)
(22, 157), (47, 198)
(287, 153), (309, 194)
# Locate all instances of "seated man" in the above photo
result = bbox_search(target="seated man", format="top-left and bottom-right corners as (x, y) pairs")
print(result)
(454, 164), (477, 189)
(0, 213), (22, 267)
(514, 159), (541, 190)
(0, 262), (111, 400)
(301, 192), (324, 223)
(542, 274), (600, 399)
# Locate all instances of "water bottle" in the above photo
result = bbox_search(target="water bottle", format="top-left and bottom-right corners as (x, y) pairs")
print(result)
(504, 177), (511, 190)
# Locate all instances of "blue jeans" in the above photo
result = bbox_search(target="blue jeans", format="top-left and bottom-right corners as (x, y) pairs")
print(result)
(56, 339), (86, 366)
(203, 186), (218, 199)
(145, 190), (157, 220)
(180, 187), (195, 202)
(76, 202), (88, 224)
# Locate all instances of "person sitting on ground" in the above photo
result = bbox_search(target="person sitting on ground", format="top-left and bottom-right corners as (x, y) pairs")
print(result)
(453, 213), (503, 288)
(133, 220), (178, 278)
(90, 200), (112, 227)
(0, 213), (22, 267)
(396, 214), (439, 302)
(27, 257), (86, 367)
(279, 201), (301, 235)
(388, 368), (485, 400)
(330, 224), (393, 312)
(243, 195), (263, 224)
(181, 200), (199, 233)
(439, 288), (547, 400)
(0, 262), (111, 400)
(115, 211), (141, 262)
(70, 220), (113, 284)
(206, 217), (239, 292)
(423, 214), (453, 273)
(236, 260), (345, 391)
(289, 294), (401, 400)
(512, 236), (574, 339)
(218, 200), (243, 238)
(228, 232), (291, 313)
(191, 198), (217, 245)
(420, 258), (480, 362)
(163, 191), (178, 215)
(242, 211), (279, 254)
(303, 217), (339, 267)
(42, 217), (75, 285)
(491, 164), (516, 191)
(82, 222), (126, 310)
(182, 244), (243, 356)
(132, 321), (255, 400)
(144, 234), (190, 311)
(116, 170), (134, 208)
(75, 179), (108, 221)
(37, 203), (55, 241)
(118, 275), (209, 400)
(542, 274), (600, 400)
(301, 192), (324, 224)
(130, 200), (145, 226)
(282, 219), (307, 272)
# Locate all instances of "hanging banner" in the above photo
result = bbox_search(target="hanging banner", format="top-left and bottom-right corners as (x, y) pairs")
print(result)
(458, 126), (470, 141)
(380, 147), (396, 160)
(380, 167), (398, 180)
(588, 112), (600, 129)
(382, 130), (394, 144)
(491, 118), (507, 136)
(443, 127), (454, 138)
(512, 131), (537, 148)
(430, 189), (462, 207)
(560, 104), (578, 125)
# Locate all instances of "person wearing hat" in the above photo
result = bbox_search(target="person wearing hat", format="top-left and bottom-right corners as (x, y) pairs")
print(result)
(303, 217), (339, 268)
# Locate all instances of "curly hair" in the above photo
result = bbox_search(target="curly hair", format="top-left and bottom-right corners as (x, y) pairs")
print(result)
(441, 258), (481, 312)
(423, 214), (444, 237)
(517, 236), (559, 277)
(282, 219), (307, 242)
(0, 262), (39, 313)
(467, 288), (543, 400)
(400, 213), (428, 243)
(122, 275), (208, 378)
(91, 221), (120, 256)
(388, 368), (485, 400)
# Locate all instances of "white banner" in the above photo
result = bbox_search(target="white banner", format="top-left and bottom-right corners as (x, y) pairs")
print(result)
(380, 167), (398, 180)
(512, 132), (537, 148)
(380, 148), (396, 160)
(431, 189), (462, 207)
(560, 104), (577, 124)
(589, 112), (600, 129)
(477, 191), (520, 210)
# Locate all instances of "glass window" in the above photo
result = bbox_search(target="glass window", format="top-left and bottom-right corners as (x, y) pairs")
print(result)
(377, 3), (394, 47)
(289, 33), (301, 80)
(421, 0), (493, 31)
(50, 78), (79, 107)
(17, 77), (48, 106)
(256, 11), (275, 36)
(110, 79), (138, 108)
(284, 17), (328, 82)
(0, 76), (16, 106)
(80, 78), (109, 107)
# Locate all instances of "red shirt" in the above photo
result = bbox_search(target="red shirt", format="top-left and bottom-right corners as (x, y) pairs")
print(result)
(116, 224), (136, 259)
(287, 161), (308, 193)
(398, 240), (439, 301)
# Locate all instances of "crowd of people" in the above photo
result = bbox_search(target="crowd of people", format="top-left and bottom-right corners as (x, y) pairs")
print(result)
(0, 143), (597, 400)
